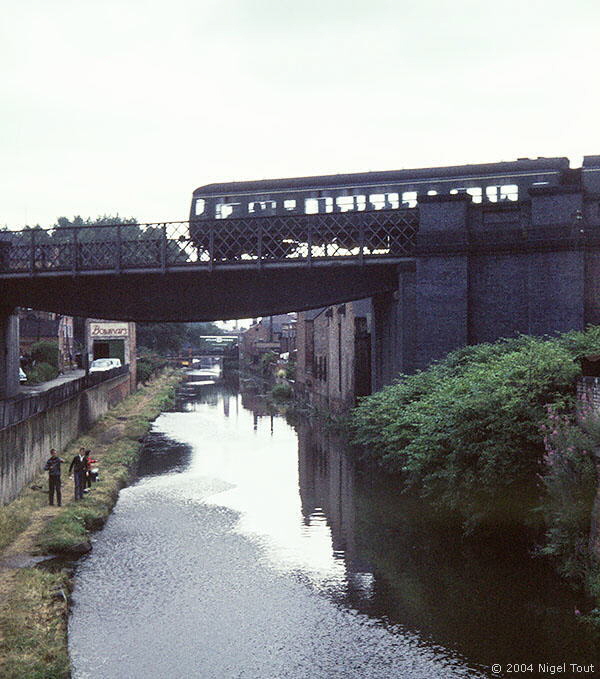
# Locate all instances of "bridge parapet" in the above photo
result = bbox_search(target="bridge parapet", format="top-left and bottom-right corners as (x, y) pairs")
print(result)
(0, 209), (418, 277)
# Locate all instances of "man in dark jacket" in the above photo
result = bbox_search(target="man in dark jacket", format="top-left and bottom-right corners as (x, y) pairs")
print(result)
(44, 448), (65, 507)
(69, 447), (87, 500)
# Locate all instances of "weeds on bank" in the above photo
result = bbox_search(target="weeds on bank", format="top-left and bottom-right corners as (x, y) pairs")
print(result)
(0, 568), (70, 679)
(538, 404), (598, 583)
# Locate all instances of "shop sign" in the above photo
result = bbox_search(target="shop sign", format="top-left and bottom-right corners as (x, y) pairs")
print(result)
(90, 322), (129, 338)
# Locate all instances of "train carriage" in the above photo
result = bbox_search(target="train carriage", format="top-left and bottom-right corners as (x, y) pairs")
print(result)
(189, 157), (600, 261)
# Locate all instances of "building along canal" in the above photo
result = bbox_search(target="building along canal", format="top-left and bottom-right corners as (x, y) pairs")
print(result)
(68, 373), (600, 679)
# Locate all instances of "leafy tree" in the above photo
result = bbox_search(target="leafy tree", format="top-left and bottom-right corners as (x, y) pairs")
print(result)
(185, 322), (225, 348)
(136, 323), (188, 354)
(136, 322), (227, 355)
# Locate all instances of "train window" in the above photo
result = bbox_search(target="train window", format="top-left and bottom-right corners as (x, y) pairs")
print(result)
(485, 186), (500, 203)
(195, 199), (205, 215)
(450, 187), (482, 203)
(334, 195), (367, 211)
(369, 194), (386, 210)
(386, 192), (400, 208)
(486, 185), (518, 202)
(305, 198), (319, 214)
(427, 190), (438, 196)
(500, 185), (518, 201)
(402, 191), (417, 208)
(370, 193), (401, 210)
(284, 199), (296, 211)
(215, 203), (235, 219)
(336, 196), (354, 212)
(249, 200), (277, 214)
(467, 187), (482, 203)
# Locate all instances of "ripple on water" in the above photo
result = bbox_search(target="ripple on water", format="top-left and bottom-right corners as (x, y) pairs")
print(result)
(70, 478), (484, 679)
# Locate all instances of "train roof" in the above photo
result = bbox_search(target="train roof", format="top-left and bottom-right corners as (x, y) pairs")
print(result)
(192, 157), (571, 197)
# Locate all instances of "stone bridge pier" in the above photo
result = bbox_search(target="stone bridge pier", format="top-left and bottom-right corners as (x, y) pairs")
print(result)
(0, 306), (20, 399)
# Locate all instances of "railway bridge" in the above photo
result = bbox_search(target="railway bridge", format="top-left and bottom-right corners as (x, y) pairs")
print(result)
(2, 155), (600, 397)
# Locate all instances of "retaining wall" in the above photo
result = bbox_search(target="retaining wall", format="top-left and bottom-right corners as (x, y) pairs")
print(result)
(0, 370), (131, 504)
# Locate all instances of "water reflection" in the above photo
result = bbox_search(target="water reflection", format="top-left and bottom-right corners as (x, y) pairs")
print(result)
(69, 377), (600, 679)
(296, 417), (600, 674)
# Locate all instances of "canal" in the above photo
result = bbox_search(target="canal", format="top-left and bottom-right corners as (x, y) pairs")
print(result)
(69, 374), (600, 678)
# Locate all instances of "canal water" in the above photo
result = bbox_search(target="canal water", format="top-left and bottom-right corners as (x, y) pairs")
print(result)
(69, 375), (600, 679)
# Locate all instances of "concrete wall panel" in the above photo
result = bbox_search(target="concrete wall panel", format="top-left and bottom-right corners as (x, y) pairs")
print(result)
(0, 373), (131, 504)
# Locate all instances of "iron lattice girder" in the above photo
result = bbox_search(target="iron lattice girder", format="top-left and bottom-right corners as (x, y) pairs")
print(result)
(0, 209), (418, 276)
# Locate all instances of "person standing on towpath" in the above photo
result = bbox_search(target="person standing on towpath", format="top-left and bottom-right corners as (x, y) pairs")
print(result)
(44, 448), (65, 507)
(69, 447), (87, 500)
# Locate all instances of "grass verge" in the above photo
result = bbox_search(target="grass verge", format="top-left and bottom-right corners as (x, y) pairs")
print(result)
(0, 369), (182, 679)
(0, 569), (70, 679)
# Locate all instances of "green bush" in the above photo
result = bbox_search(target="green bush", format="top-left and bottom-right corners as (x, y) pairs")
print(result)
(25, 362), (59, 384)
(271, 382), (293, 400)
(136, 351), (167, 384)
(136, 358), (154, 384)
(30, 340), (59, 369)
(350, 331), (600, 528)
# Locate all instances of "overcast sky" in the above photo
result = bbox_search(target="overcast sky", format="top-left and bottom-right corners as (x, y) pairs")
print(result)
(2, 0), (599, 228)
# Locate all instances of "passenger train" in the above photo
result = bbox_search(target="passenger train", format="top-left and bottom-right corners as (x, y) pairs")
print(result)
(189, 156), (600, 257)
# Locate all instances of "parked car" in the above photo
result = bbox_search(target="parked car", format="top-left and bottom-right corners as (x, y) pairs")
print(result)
(89, 358), (123, 373)
(89, 358), (116, 373)
(19, 367), (27, 383)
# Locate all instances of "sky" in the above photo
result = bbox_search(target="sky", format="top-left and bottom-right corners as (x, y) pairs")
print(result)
(2, 0), (600, 229)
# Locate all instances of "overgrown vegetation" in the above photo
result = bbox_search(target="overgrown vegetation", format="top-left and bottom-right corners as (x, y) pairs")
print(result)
(30, 340), (59, 368)
(25, 361), (59, 384)
(271, 382), (293, 401)
(23, 339), (61, 383)
(350, 329), (600, 530)
(136, 349), (168, 384)
(537, 404), (598, 582)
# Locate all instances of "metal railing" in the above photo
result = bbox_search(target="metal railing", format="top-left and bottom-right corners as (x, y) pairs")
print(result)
(0, 365), (130, 430)
(0, 209), (419, 276)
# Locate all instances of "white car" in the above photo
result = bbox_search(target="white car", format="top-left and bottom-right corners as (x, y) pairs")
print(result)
(19, 367), (27, 383)
(89, 358), (117, 373)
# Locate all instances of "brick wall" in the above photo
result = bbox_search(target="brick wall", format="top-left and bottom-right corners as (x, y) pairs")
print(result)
(296, 301), (371, 413)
